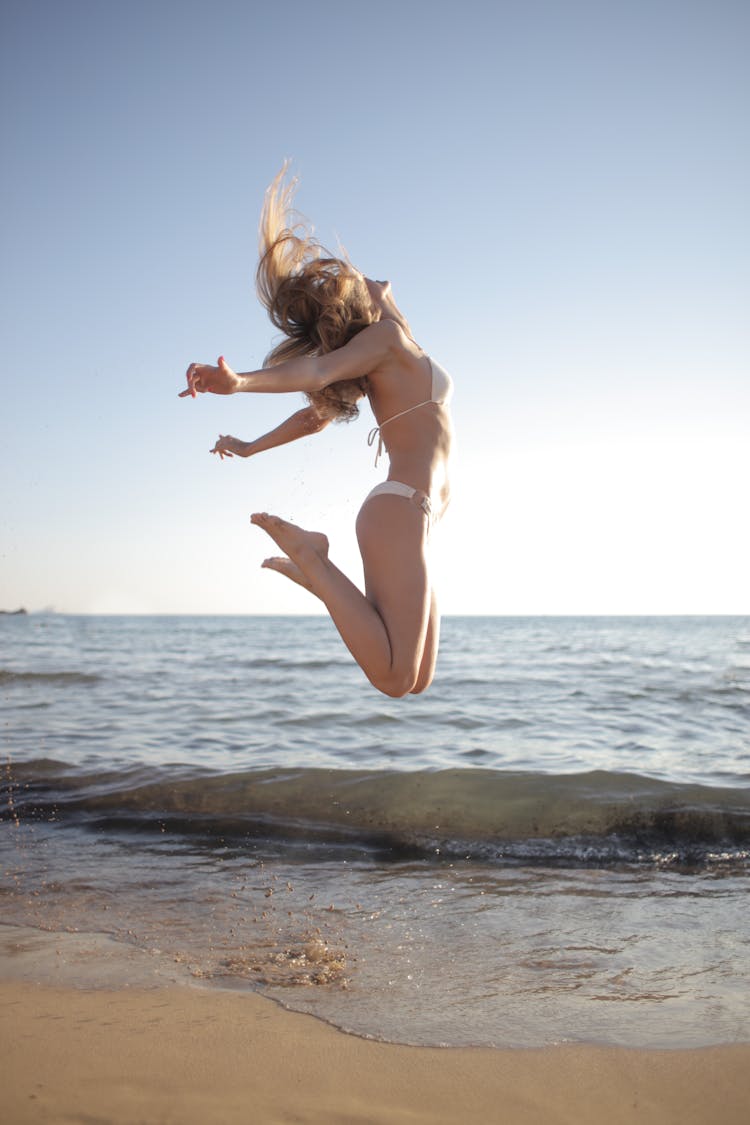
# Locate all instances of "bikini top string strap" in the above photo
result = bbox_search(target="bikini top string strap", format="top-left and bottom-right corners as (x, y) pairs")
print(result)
(367, 400), (431, 467)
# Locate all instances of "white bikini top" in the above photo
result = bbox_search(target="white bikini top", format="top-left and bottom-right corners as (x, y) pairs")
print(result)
(367, 355), (453, 466)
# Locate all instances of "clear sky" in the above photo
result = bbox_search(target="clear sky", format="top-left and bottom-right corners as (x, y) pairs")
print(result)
(1, 0), (748, 615)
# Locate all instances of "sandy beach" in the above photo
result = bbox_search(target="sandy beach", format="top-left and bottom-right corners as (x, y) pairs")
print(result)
(2, 975), (748, 1125)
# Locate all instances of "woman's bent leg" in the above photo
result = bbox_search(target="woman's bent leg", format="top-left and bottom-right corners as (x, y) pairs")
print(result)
(251, 499), (432, 697)
(355, 496), (433, 695)
(410, 589), (439, 694)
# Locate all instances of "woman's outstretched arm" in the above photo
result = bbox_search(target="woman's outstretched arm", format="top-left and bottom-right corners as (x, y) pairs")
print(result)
(179, 355), (314, 398)
(178, 320), (401, 399)
(210, 406), (333, 460)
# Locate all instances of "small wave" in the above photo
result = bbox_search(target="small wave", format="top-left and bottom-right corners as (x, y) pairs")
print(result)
(238, 657), (351, 672)
(279, 711), (367, 727)
(6, 761), (750, 871)
(0, 669), (101, 686)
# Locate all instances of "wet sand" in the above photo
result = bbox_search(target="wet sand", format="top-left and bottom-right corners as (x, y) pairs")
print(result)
(2, 976), (749, 1125)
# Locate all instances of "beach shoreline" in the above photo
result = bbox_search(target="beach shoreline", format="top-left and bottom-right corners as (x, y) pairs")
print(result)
(2, 926), (749, 1125)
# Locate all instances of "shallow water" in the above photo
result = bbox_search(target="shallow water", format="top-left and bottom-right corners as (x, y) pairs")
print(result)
(2, 614), (749, 1046)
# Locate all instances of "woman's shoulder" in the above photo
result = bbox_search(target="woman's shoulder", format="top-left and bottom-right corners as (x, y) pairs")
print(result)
(359, 319), (423, 363)
(359, 318), (405, 347)
(318, 318), (413, 389)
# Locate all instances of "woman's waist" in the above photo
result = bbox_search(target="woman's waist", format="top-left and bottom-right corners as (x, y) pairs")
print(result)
(386, 442), (450, 474)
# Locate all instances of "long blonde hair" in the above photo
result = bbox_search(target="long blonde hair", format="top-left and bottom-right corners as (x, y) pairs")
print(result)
(256, 164), (374, 420)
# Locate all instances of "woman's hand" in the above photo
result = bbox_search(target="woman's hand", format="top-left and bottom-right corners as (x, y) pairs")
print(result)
(179, 356), (239, 398)
(210, 434), (252, 460)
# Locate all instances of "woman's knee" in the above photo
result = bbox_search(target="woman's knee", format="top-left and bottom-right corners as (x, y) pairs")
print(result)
(371, 664), (420, 699)
(409, 670), (434, 695)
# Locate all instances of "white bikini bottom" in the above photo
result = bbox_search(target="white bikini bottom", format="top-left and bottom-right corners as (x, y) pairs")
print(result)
(362, 481), (433, 527)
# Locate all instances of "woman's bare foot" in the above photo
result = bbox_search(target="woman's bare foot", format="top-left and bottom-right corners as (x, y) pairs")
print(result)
(251, 513), (330, 571)
(261, 556), (315, 594)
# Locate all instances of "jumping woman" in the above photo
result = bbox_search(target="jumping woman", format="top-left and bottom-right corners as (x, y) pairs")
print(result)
(180, 167), (454, 697)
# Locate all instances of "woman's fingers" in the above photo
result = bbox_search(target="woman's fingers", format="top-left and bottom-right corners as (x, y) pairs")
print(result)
(179, 359), (234, 398)
(179, 362), (203, 398)
(210, 435), (234, 458)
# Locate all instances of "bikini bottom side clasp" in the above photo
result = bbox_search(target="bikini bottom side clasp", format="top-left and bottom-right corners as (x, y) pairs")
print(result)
(362, 481), (433, 525)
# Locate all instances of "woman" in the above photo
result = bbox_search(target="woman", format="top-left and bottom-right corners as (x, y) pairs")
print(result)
(180, 167), (453, 697)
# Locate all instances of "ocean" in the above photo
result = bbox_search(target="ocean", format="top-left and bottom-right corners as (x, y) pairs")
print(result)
(2, 613), (749, 1048)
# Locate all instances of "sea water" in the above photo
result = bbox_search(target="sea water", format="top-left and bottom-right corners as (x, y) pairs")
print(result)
(1, 614), (749, 1047)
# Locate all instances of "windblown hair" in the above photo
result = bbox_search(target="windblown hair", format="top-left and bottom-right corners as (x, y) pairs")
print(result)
(256, 164), (374, 420)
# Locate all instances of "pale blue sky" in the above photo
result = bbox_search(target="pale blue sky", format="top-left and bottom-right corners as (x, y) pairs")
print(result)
(1, 0), (748, 614)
